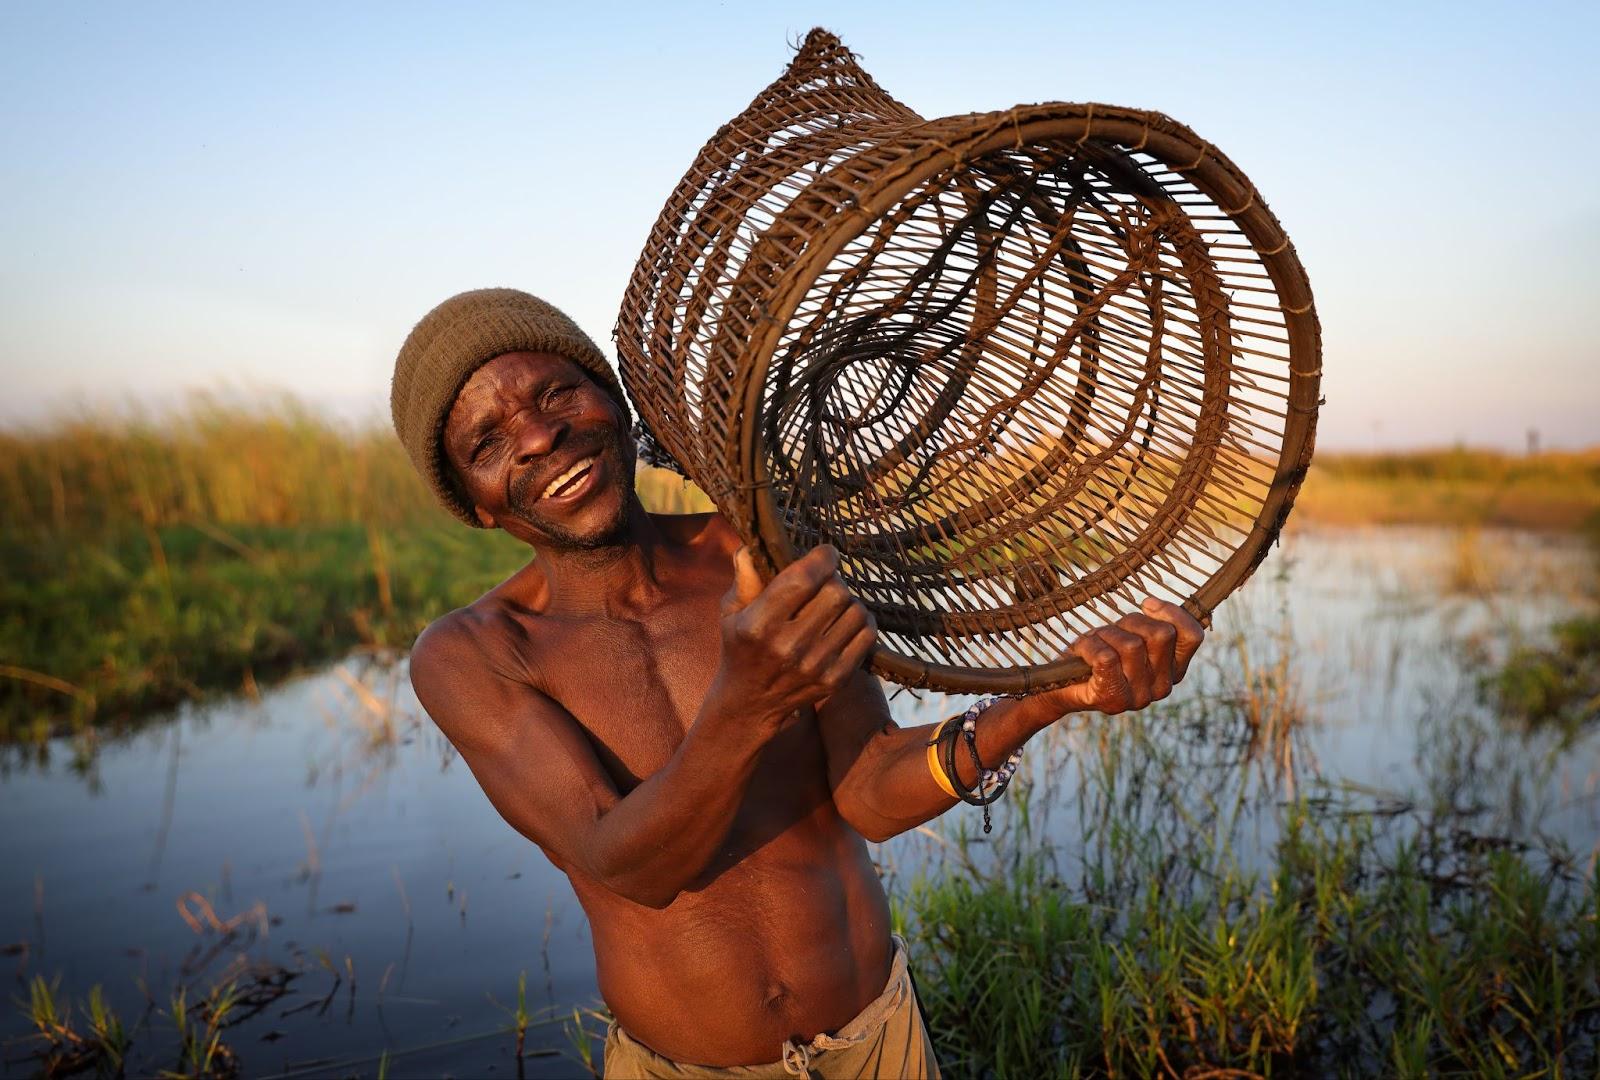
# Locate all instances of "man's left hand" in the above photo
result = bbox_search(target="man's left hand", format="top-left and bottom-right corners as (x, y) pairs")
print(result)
(1041, 597), (1205, 716)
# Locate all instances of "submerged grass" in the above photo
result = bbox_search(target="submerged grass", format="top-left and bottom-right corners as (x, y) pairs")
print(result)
(13, 975), (132, 1078)
(1480, 518), (1600, 741)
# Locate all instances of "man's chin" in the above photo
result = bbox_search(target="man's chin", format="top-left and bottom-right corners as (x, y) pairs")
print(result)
(504, 448), (637, 551)
(509, 495), (632, 552)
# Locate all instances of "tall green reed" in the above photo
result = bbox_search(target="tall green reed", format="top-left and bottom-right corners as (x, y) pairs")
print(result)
(895, 639), (1600, 1077)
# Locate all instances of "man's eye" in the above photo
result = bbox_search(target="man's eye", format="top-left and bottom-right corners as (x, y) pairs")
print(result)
(543, 384), (577, 407)
(472, 435), (501, 462)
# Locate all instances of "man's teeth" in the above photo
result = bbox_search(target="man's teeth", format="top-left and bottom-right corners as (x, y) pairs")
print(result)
(540, 457), (597, 500)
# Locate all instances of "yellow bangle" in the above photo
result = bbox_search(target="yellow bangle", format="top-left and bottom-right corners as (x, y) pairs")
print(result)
(925, 717), (960, 799)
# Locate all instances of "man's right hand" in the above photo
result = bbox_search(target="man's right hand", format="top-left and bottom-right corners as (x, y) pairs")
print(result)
(706, 544), (878, 732)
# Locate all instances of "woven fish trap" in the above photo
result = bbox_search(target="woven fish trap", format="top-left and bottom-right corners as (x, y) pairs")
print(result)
(616, 30), (1320, 694)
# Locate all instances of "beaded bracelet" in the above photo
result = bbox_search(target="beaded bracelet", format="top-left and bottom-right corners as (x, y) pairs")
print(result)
(937, 695), (1023, 834)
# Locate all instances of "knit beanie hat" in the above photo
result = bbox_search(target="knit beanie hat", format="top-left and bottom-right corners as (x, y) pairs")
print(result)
(391, 288), (631, 526)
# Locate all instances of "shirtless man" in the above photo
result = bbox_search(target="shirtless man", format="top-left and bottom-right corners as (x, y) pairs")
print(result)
(391, 289), (1205, 1078)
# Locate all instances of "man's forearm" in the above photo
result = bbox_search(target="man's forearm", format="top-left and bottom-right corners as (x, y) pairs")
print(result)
(841, 695), (1065, 841)
(579, 699), (769, 907)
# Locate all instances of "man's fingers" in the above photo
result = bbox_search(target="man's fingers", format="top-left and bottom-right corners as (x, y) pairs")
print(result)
(748, 545), (841, 624)
(1140, 597), (1205, 681)
(1097, 625), (1153, 709)
(790, 576), (855, 639)
(819, 611), (879, 687)
(1061, 631), (1132, 714)
(1117, 611), (1176, 700)
(808, 598), (870, 666)
(725, 546), (764, 613)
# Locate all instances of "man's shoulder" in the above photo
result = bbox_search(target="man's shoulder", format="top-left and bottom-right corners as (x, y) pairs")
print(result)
(411, 605), (479, 668)
(410, 593), (544, 695)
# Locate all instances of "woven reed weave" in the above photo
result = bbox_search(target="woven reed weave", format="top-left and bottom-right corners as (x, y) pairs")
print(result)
(616, 29), (1321, 694)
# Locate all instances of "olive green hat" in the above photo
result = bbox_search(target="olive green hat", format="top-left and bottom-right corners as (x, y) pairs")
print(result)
(390, 287), (631, 526)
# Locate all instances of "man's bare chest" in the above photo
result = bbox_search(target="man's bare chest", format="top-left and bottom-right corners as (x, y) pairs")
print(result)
(527, 598), (725, 789)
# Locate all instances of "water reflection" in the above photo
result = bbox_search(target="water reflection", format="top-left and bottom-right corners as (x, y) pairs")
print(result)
(1, 526), (1594, 1076)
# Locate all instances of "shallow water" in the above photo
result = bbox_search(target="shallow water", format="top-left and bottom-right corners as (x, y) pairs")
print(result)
(1, 526), (1594, 1076)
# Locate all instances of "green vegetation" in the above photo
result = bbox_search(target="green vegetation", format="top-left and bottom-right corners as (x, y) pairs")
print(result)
(165, 981), (242, 1079)
(895, 709), (1600, 1077)
(0, 395), (709, 740)
(16, 975), (131, 1078)
(13, 973), (259, 1079)
(1481, 519), (1600, 739)
(1488, 613), (1600, 734)
(2, 517), (520, 738)
(4, 398), (1592, 741)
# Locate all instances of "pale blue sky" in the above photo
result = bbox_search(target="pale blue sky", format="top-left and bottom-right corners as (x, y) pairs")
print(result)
(2, 1), (1595, 447)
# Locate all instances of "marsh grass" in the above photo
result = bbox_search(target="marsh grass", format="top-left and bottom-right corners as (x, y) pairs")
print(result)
(1481, 520), (1600, 741)
(1487, 614), (1600, 737)
(1225, 618), (1309, 797)
(10, 975), (131, 1078)
(1298, 448), (1600, 530)
(0, 397), (710, 740)
(1439, 525), (1500, 595)
(893, 560), (1600, 1077)
(563, 1005), (609, 1078)
(164, 981), (241, 1079)
(897, 711), (1600, 1078)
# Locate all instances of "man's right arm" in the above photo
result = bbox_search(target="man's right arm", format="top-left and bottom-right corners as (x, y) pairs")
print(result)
(408, 544), (875, 910)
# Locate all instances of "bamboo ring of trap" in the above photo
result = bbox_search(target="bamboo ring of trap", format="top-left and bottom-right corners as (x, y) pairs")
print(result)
(616, 30), (1321, 694)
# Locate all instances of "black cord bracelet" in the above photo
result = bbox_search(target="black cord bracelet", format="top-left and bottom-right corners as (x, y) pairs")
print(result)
(937, 696), (1023, 834)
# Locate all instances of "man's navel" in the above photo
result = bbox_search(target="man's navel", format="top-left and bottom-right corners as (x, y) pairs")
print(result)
(760, 979), (793, 1011)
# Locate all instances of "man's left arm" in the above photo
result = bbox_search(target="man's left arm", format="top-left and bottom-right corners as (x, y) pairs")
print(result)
(819, 598), (1204, 843)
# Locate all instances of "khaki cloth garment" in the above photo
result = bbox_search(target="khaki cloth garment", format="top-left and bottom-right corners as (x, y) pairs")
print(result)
(602, 936), (941, 1079)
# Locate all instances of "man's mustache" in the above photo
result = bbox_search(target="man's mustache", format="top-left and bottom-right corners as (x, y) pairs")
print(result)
(507, 432), (618, 509)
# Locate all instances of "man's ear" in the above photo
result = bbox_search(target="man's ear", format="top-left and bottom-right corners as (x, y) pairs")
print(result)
(473, 505), (496, 528)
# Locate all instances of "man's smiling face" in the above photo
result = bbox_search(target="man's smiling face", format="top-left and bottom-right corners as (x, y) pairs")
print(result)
(441, 351), (636, 550)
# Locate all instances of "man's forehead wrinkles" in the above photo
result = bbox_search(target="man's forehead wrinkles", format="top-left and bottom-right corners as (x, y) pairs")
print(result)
(452, 365), (566, 447)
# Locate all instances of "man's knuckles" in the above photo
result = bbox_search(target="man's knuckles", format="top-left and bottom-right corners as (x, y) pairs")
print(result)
(1092, 671), (1134, 713)
(1097, 625), (1146, 658)
(1136, 618), (1178, 655)
(785, 545), (839, 583)
(1072, 633), (1120, 670)
(819, 578), (852, 608)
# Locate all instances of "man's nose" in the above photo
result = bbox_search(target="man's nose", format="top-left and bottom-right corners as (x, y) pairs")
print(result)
(511, 412), (567, 464)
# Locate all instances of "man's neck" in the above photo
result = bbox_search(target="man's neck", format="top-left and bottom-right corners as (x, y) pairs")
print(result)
(531, 499), (673, 618)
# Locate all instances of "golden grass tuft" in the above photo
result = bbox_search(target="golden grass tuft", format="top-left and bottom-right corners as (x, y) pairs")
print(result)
(1294, 447), (1600, 531)
(0, 391), (711, 539)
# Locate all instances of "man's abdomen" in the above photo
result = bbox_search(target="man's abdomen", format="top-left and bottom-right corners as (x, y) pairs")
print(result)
(577, 810), (894, 1068)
